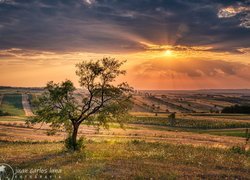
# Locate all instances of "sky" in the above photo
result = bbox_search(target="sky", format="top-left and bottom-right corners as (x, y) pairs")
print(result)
(0, 0), (250, 90)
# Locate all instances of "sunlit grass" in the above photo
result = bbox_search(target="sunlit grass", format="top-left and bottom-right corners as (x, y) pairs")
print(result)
(0, 140), (249, 179)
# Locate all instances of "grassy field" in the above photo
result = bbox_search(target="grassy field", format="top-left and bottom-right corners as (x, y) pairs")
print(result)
(0, 140), (249, 179)
(129, 114), (250, 129)
(198, 129), (249, 138)
(0, 116), (28, 121)
(0, 88), (250, 179)
(132, 123), (250, 138)
(0, 112), (249, 137)
(0, 93), (25, 116)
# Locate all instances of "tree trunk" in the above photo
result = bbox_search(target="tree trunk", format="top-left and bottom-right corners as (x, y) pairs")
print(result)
(72, 123), (79, 151)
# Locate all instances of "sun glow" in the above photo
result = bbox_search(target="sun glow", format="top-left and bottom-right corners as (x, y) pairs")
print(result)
(164, 50), (173, 56)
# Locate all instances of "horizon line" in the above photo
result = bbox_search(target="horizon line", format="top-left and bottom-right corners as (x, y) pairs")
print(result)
(1, 85), (250, 92)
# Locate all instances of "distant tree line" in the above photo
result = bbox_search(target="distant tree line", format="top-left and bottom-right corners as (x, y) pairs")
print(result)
(0, 86), (43, 91)
(222, 105), (250, 114)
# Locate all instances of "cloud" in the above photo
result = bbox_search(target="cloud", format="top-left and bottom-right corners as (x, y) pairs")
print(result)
(0, 0), (17, 5)
(83, 0), (95, 5)
(131, 58), (250, 80)
(0, 48), (56, 59)
(139, 42), (213, 53)
(218, 5), (250, 18)
(218, 3), (250, 28)
(0, 0), (249, 54)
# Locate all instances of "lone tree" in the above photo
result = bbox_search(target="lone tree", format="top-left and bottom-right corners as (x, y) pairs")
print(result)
(29, 58), (133, 150)
(168, 112), (176, 126)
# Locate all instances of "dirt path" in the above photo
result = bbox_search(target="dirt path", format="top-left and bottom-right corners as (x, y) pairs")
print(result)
(22, 94), (34, 116)
(0, 121), (246, 149)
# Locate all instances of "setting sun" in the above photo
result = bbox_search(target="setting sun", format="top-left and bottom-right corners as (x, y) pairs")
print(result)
(164, 50), (173, 56)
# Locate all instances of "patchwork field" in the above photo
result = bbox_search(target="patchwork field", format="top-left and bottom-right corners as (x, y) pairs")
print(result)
(0, 93), (25, 116)
(0, 87), (250, 179)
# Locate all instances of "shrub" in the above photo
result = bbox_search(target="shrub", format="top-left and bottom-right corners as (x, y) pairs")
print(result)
(230, 146), (250, 155)
(0, 109), (10, 116)
(131, 139), (145, 145)
(65, 136), (86, 151)
(222, 105), (250, 114)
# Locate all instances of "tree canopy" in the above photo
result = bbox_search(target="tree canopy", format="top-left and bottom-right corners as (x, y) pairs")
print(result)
(29, 57), (133, 150)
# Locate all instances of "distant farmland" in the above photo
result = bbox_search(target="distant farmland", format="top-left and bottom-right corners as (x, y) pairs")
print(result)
(0, 87), (250, 179)
(0, 93), (25, 116)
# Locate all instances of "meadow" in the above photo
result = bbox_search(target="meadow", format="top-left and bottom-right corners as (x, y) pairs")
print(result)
(0, 140), (249, 179)
(0, 87), (250, 179)
(130, 114), (250, 130)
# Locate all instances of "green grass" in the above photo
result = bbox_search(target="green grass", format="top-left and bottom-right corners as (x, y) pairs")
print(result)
(127, 122), (250, 138)
(126, 114), (250, 137)
(198, 129), (249, 138)
(128, 115), (250, 129)
(0, 94), (24, 116)
(189, 113), (250, 117)
(0, 140), (249, 179)
(175, 118), (250, 129)
(0, 116), (27, 121)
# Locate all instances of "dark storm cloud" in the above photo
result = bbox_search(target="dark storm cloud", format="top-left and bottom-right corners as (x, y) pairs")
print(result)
(0, 0), (249, 53)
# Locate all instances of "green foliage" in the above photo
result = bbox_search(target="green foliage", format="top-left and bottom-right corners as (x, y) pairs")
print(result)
(65, 136), (86, 151)
(29, 58), (133, 151)
(131, 139), (145, 145)
(28, 80), (76, 130)
(168, 112), (176, 126)
(230, 146), (250, 155)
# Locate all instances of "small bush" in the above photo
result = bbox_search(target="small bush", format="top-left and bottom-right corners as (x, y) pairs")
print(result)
(46, 129), (57, 136)
(0, 109), (10, 116)
(230, 146), (250, 155)
(65, 136), (86, 151)
(131, 139), (145, 145)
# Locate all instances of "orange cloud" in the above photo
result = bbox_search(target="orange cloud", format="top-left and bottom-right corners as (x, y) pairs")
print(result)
(126, 58), (250, 90)
(0, 47), (250, 90)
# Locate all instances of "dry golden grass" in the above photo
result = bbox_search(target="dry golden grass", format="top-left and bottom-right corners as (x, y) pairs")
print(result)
(0, 121), (246, 149)
(0, 140), (249, 179)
